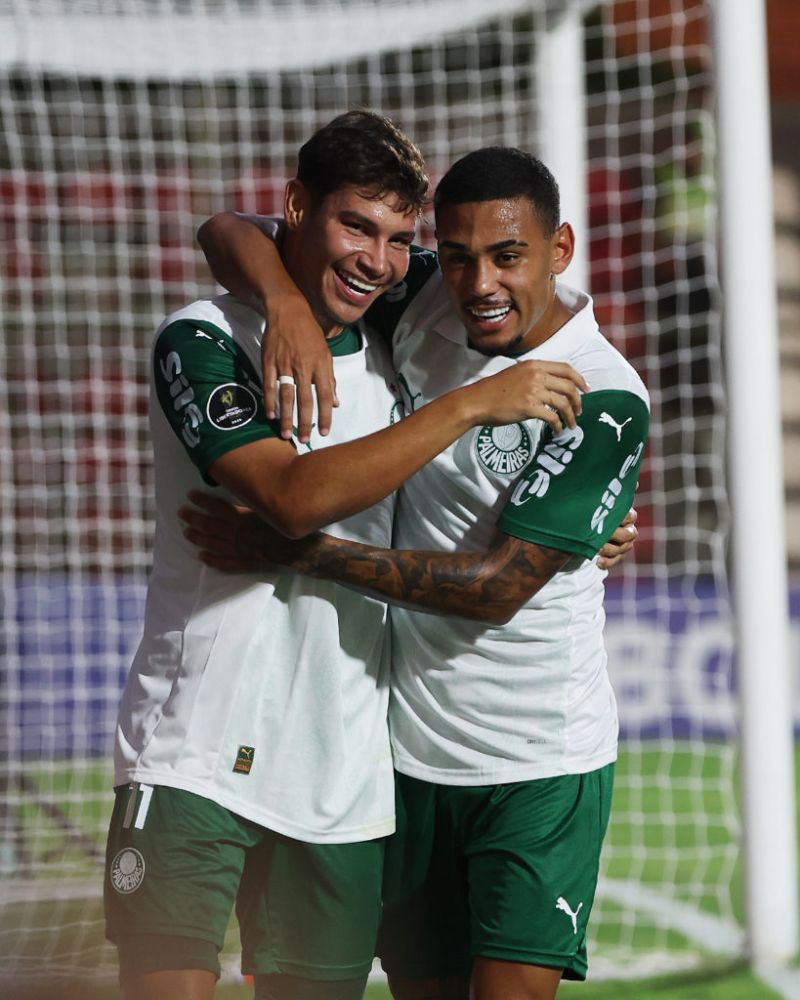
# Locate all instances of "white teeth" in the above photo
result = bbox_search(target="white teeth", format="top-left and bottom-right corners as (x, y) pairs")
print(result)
(468, 305), (511, 321)
(338, 271), (379, 295)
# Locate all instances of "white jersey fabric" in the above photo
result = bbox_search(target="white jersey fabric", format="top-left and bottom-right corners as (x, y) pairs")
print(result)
(387, 274), (649, 785)
(116, 295), (399, 843)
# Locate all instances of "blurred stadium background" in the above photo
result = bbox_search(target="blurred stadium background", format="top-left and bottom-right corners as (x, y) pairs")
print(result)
(1, 0), (799, 997)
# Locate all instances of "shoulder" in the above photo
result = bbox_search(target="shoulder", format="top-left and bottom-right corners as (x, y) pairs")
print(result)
(155, 295), (261, 346)
(573, 333), (649, 410)
(554, 284), (649, 408)
(365, 245), (439, 338)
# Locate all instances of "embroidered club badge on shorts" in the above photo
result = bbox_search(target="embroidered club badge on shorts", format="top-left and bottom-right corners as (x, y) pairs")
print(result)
(233, 745), (256, 774)
(110, 847), (146, 894)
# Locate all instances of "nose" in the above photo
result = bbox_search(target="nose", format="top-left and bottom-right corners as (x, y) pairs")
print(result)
(357, 239), (388, 280)
(467, 257), (498, 297)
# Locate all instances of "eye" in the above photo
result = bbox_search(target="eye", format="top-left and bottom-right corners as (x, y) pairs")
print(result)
(441, 252), (468, 267)
(497, 252), (520, 265)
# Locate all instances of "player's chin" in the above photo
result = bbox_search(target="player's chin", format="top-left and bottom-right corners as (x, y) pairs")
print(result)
(465, 326), (524, 358)
(326, 296), (373, 327)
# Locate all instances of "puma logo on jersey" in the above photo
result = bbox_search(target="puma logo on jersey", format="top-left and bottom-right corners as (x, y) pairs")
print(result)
(397, 373), (424, 414)
(555, 896), (583, 934)
(194, 328), (230, 353)
(598, 412), (632, 441)
(233, 745), (256, 774)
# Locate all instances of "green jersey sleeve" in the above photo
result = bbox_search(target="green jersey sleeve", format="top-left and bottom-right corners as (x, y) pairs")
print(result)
(153, 318), (279, 477)
(366, 244), (439, 341)
(497, 389), (649, 559)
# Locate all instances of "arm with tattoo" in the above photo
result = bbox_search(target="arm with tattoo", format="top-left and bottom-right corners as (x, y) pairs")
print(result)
(265, 530), (568, 626)
(179, 491), (569, 626)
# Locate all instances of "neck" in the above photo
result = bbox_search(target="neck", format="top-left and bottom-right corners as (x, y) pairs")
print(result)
(516, 280), (572, 354)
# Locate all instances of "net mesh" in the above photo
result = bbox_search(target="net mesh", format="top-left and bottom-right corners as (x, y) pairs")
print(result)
(0, 0), (738, 988)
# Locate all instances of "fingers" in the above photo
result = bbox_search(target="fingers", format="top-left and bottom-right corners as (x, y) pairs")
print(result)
(277, 377), (297, 440)
(185, 490), (247, 517)
(314, 366), (339, 438)
(274, 365), (340, 443)
(263, 358), (278, 421)
(292, 358), (338, 442)
(178, 505), (237, 544)
(261, 323), (339, 443)
(512, 362), (586, 430)
(198, 552), (252, 573)
(597, 510), (639, 570)
(178, 501), (251, 573)
(540, 361), (590, 394)
(545, 376), (583, 427)
(536, 404), (564, 436)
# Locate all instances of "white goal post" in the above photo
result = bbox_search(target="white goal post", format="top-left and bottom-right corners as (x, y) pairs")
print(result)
(0, 0), (795, 990)
(713, 0), (797, 970)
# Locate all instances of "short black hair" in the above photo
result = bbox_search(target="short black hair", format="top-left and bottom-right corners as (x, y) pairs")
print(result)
(433, 147), (560, 235)
(296, 110), (428, 215)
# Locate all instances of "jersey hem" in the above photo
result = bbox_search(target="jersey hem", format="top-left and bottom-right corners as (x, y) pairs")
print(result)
(389, 748), (617, 786)
(116, 769), (395, 844)
(193, 425), (281, 474)
(496, 518), (600, 560)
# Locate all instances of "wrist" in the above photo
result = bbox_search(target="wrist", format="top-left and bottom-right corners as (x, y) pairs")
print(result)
(445, 382), (488, 431)
(263, 280), (315, 326)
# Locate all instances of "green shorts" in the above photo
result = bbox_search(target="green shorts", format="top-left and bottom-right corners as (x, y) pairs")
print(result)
(378, 765), (614, 982)
(104, 783), (384, 982)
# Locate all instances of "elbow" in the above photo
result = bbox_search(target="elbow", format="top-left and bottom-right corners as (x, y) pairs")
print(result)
(265, 510), (318, 541)
(483, 606), (516, 627)
(473, 588), (535, 626)
(280, 521), (318, 541)
(463, 601), (517, 627)
(259, 499), (323, 541)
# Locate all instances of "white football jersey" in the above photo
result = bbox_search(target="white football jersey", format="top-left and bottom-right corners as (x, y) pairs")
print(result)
(116, 295), (400, 842)
(385, 274), (649, 785)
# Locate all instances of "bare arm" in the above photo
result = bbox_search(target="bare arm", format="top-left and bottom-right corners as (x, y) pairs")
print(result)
(210, 359), (588, 538)
(179, 490), (570, 625)
(198, 212), (336, 441)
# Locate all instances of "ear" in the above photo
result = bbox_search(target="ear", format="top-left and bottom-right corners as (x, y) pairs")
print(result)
(284, 179), (309, 230)
(550, 222), (575, 276)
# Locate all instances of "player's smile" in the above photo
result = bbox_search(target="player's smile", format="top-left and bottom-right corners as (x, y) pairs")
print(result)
(464, 299), (514, 333)
(436, 197), (574, 356)
(331, 265), (383, 305)
(284, 181), (416, 337)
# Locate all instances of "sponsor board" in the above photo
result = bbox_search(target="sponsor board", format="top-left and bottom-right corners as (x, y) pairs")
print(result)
(3, 578), (799, 753)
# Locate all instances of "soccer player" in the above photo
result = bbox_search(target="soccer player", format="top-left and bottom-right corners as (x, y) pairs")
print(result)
(187, 146), (649, 1000)
(104, 114), (593, 1000)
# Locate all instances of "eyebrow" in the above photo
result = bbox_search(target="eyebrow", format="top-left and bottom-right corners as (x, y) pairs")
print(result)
(340, 210), (416, 241)
(438, 238), (529, 252)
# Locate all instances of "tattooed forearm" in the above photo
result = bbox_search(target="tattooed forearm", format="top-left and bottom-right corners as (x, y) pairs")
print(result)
(272, 531), (571, 625)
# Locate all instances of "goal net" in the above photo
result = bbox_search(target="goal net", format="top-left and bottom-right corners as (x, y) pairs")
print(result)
(0, 0), (739, 989)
